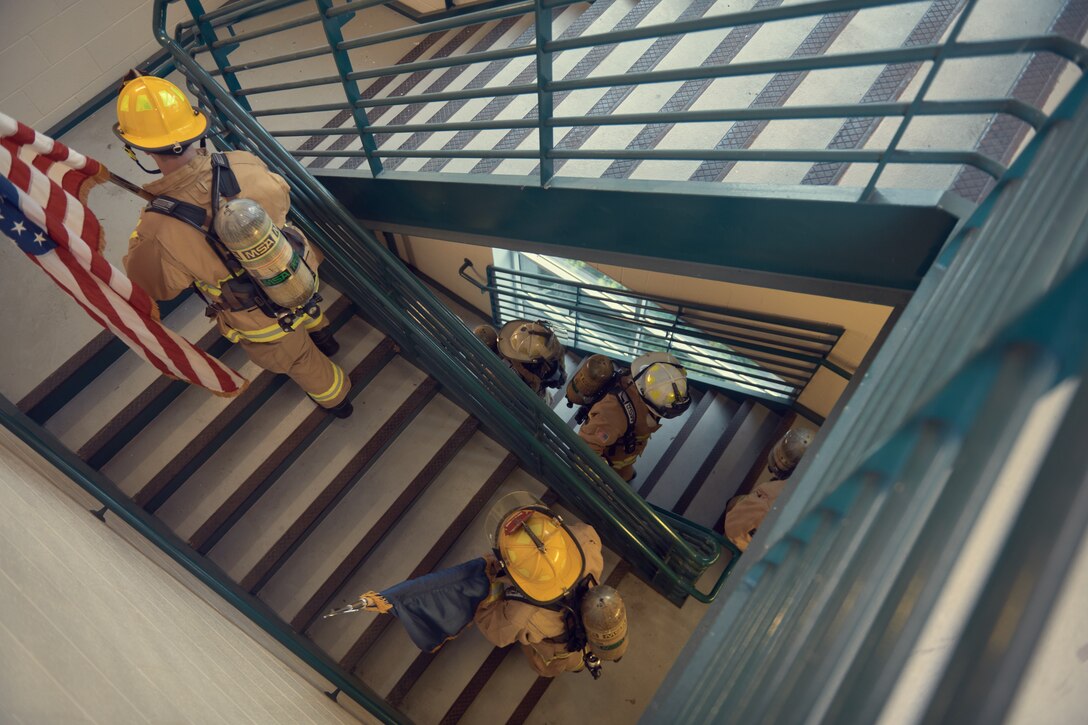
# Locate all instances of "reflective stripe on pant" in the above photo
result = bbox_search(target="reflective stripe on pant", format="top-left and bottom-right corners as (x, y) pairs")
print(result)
(238, 322), (349, 409)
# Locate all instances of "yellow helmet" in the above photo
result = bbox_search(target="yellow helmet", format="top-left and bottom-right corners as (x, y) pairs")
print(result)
(486, 492), (585, 605)
(497, 319), (563, 365)
(473, 324), (498, 351)
(631, 352), (691, 419)
(114, 74), (208, 153)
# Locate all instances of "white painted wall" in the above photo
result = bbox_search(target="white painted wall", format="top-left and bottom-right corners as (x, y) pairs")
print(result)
(0, 426), (372, 725)
(0, 0), (218, 132)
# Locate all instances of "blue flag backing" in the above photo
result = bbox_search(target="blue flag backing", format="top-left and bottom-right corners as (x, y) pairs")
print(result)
(374, 558), (491, 652)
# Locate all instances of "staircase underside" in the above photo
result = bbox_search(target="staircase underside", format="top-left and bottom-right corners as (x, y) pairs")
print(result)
(316, 170), (957, 303)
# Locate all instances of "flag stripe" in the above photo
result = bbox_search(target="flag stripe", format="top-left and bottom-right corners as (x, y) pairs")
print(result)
(1, 110), (246, 397)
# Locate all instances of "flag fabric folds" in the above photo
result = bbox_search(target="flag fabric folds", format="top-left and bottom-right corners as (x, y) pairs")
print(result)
(0, 112), (247, 397)
(362, 558), (492, 653)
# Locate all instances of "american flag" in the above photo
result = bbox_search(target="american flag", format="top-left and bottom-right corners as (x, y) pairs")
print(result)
(0, 112), (247, 397)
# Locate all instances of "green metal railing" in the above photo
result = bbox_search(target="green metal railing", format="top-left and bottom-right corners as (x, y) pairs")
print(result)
(156, 0), (730, 613)
(170, 0), (1085, 195)
(459, 261), (849, 404)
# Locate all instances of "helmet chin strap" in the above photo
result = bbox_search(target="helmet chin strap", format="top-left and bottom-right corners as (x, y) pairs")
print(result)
(123, 145), (161, 175)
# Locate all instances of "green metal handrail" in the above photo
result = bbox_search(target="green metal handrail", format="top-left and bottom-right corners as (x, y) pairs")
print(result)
(156, 0), (730, 613)
(460, 262), (848, 402)
(167, 0), (1086, 192)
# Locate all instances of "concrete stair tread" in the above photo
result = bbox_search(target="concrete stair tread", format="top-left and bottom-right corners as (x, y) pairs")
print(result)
(208, 354), (429, 582)
(154, 317), (385, 543)
(42, 294), (210, 451)
(258, 393), (472, 621)
(307, 430), (511, 660)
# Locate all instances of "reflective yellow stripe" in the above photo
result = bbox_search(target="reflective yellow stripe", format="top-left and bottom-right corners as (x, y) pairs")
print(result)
(611, 455), (637, 468)
(310, 362), (345, 403)
(223, 309), (325, 343)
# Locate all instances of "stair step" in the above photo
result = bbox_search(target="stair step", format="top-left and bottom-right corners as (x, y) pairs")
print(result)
(679, 402), (782, 528)
(102, 345), (263, 497)
(257, 394), (474, 622)
(626, 387), (705, 488)
(154, 317), (388, 545)
(307, 440), (515, 661)
(42, 294), (209, 452)
(644, 392), (739, 510)
(206, 354), (430, 582)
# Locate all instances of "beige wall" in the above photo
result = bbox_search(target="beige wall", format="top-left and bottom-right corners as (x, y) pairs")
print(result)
(0, 0), (218, 132)
(0, 427), (371, 725)
(395, 234), (495, 317)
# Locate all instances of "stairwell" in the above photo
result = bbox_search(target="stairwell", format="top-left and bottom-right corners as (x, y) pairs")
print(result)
(3, 0), (1086, 722)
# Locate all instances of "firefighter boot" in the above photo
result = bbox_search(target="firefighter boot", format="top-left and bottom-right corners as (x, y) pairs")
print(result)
(327, 399), (354, 419)
(310, 328), (340, 357)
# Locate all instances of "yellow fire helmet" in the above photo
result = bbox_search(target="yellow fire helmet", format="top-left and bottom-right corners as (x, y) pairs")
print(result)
(114, 73), (208, 153)
(496, 319), (563, 365)
(631, 351), (691, 419)
(486, 491), (585, 605)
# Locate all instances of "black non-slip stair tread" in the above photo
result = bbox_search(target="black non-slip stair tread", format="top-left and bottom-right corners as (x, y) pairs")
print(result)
(670, 398), (755, 516)
(322, 449), (520, 667)
(206, 355), (432, 583)
(285, 417), (482, 629)
(188, 335), (399, 553)
(137, 296), (358, 511)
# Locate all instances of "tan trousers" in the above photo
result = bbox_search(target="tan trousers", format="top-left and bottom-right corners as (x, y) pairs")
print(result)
(238, 316), (350, 408)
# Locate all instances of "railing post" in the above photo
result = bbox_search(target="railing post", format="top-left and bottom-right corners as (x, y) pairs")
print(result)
(182, 0), (253, 113)
(861, 0), (980, 201)
(572, 286), (581, 348)
(534, 0), (555, 186)
(313, 0), (384, 177)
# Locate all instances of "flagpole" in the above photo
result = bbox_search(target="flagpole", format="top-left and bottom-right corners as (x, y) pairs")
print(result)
(108, 171), (154, 201)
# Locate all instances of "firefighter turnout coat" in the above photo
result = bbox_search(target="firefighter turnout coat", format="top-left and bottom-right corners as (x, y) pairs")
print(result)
(123, 150), (349, 408)
(474, 523), (605, 677)
(577, 375), (661, 482)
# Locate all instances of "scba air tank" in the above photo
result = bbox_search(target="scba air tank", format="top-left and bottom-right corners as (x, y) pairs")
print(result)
(581, 584), (628, 661)
(565, 354), (616, 406)
(214, 198), (316, 309)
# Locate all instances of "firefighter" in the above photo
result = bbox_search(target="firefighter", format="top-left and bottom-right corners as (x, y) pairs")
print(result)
(576, 352), (690, 482)
(115, 73), (351, 417)
(475, 320), (566, 401)
(474, 492), (606, 677)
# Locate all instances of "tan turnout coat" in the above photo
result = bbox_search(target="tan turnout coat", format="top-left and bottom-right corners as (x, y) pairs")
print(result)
(123, 150), (348, 408)
(474, 523), (605, 677)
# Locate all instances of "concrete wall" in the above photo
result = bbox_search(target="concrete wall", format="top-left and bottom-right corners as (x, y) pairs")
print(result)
(0, 426), (371, 725)
(0, 0), (215, 132)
